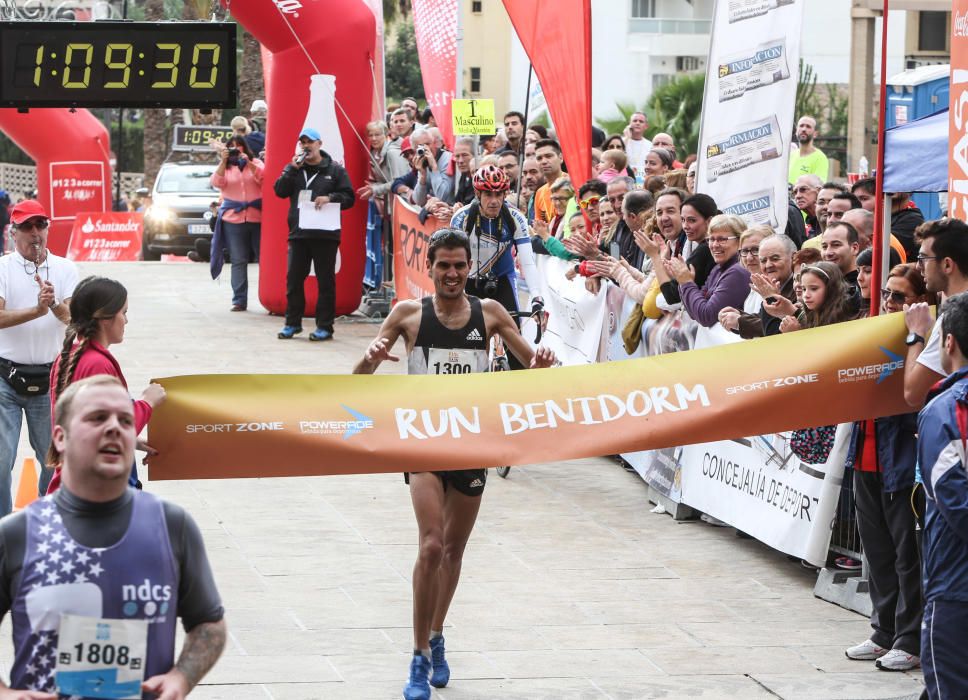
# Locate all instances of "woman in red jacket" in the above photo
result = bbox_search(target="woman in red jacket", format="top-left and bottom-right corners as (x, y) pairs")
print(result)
(46, 276), (165, 491)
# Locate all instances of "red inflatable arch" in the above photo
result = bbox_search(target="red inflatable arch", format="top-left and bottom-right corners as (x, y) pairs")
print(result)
(0, 109), (112, 255)
(228, 1), (378, 317)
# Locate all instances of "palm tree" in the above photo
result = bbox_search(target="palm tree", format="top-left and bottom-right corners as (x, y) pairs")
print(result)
(647, 74), (705, 157)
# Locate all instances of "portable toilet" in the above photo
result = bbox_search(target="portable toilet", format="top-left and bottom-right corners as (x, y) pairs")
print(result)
(886, 64), (949, 219)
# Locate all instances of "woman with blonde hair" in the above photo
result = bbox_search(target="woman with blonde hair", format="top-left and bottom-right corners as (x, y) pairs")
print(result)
(666, 213), (751, 328)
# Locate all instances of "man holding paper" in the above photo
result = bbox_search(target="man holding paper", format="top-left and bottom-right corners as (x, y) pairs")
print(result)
(273, 128), (355, 342)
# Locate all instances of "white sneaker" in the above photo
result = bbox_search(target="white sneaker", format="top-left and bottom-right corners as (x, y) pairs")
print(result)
(875, 648), (920, 671)
(845, 639), (889, 660)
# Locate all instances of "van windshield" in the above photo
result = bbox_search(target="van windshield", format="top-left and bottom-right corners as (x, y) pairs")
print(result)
(155, 166), (218, 194)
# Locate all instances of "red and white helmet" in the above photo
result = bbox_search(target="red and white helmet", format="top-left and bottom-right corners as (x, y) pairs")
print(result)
(472, 164), (510, 192)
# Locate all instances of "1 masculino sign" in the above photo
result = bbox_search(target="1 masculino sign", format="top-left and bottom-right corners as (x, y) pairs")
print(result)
(66, 212), (143, 262)
(146, 313), (912, 480)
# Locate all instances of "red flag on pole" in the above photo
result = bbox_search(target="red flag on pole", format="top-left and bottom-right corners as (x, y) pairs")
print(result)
(502, 0), (593, 183)
(411, 0), (458, 148)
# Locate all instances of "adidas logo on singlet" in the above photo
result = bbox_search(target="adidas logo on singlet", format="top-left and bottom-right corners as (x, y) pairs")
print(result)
(469, 478), (484, 488)
(466, 328), (483, 341)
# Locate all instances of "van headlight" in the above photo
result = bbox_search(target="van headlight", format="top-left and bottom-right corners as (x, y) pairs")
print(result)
(145, 205), (175, 222)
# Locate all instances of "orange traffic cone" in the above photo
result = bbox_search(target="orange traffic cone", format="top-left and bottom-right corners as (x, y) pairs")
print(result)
(13, 457), (39, 511)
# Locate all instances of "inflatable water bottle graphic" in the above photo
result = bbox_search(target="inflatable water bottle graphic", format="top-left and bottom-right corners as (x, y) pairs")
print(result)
(301, 74), (344, 166)
(301, 74), (344, 272)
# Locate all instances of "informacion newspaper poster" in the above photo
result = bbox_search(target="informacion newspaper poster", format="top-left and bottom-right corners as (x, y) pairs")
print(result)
(696, 0), (803, 234)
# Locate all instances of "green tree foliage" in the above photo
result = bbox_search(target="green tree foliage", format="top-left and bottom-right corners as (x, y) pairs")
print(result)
(386, 22), (425, 104)
(596, 74), (705, 158)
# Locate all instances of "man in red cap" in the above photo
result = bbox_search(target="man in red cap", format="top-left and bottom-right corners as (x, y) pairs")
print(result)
(0, 200), (78, 514)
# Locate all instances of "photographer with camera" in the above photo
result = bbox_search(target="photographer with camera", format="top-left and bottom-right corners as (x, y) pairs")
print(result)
(273, 128), (355, 342)
(449, 165), (543, 370)
(210, 135), (264, 312)
(411, 128), (454, 208)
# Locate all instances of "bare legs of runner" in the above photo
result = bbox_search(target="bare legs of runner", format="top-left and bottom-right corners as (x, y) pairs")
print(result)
(409, 472), (483, 650)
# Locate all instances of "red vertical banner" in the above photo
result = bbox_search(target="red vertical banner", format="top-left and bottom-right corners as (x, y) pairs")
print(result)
(950, 2), (968, 221)
(502, 0), (592, 183)
(411, 0), (457, 149)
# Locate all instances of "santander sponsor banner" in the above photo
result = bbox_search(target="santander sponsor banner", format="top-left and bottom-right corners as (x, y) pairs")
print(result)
(411, 0), (457, 148)
(950, 0), (968, 221)
(67, 212), (143, 262)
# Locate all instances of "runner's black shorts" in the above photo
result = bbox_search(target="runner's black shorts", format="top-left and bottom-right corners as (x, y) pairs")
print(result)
(404, 469), (487, 497)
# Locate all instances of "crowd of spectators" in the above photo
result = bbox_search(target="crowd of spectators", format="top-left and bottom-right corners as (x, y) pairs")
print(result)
(359, 100), (968, 689)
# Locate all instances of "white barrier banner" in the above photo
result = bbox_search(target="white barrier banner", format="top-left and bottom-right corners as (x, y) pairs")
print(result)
(524, 256), (608, 365)
(698, 0), (803, 232)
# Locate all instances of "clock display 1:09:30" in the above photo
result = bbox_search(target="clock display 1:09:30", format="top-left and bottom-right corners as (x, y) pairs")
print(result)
(14, 41), (221, 90)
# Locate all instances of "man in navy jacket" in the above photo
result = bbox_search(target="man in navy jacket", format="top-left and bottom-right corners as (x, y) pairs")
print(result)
(918, 292), (968, 699)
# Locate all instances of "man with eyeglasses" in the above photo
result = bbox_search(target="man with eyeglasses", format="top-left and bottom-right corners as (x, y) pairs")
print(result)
(792, 174), (823, 238)
(0, 200), (78, 515)
(903, 218), (968, 407)
(722, 234), (798, 338)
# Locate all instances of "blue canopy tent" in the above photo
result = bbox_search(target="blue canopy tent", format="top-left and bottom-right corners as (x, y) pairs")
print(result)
(883, 108), (947, 194)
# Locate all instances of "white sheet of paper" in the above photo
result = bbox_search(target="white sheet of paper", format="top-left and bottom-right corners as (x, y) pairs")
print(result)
(298, 201), (341, 229)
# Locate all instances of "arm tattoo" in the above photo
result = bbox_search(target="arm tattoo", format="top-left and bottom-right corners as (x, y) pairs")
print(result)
(175, 619), (227, 689)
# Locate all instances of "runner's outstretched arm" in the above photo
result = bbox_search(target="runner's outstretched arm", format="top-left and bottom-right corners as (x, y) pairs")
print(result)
(354, 303), (412, 374)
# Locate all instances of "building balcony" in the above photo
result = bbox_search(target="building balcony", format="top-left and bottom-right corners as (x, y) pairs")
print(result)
(629, 18), (712, 35)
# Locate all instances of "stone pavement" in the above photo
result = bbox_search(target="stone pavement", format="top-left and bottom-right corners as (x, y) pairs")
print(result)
(7, 262), (925, 699)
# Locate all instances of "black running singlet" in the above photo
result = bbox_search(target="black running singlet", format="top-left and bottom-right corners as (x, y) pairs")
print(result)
(407, 296), (490, 375)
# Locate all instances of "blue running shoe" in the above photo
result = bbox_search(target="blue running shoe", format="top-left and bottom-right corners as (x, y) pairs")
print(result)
(308, 328), (333, 341)
(277, 325), (302, 339)
(402, 653), (431, 700)
(429, 635), (450, 688)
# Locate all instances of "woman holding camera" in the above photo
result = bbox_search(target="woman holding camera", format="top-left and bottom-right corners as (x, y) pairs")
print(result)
(210, 135), (264, 312)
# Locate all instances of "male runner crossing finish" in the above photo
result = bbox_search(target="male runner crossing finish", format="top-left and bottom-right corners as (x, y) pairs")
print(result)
(353, 229), (556, 700)
(0, 376), (225, 699)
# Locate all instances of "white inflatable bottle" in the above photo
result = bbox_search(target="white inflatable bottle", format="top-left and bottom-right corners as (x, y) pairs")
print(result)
(300, 74), (345, 272)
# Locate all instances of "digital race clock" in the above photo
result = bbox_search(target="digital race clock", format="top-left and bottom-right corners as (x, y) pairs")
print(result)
(0, 21), (237, 108)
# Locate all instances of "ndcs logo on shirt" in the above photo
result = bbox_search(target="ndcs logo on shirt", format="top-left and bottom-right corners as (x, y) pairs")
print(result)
(837, 347), (904, 385)
(121, 578), (173, 619)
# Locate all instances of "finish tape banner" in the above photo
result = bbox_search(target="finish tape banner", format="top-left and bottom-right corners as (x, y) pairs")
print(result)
(391, 195), (441, 300)
(147, 313), (911, 480)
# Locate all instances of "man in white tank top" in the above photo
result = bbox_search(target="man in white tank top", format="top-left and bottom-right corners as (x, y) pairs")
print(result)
(353, 229), (555, 700)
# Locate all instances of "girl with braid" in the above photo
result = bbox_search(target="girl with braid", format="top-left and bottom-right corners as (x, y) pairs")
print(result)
(45, 276), (165, 492)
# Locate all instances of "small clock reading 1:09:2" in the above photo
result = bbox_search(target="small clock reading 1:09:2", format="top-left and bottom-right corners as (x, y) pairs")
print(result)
(0, 21), (237, 108)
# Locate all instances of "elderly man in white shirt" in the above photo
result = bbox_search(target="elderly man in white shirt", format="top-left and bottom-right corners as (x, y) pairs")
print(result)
(0, 200), (77, 513)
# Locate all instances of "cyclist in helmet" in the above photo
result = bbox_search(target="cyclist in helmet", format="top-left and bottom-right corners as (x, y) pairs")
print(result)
(450, 164), (543, 369)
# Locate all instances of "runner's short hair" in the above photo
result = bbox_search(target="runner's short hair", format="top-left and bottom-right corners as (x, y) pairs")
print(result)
(427, 228), (472, 265)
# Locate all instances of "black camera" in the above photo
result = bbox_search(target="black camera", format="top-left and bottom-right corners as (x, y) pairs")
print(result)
(481, 273), (499, 298)
(228, 147), (240, 158)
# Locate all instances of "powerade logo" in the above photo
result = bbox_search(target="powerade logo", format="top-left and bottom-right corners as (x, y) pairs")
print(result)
(837, 347), (904, 384)
(299, 405), (374, 439)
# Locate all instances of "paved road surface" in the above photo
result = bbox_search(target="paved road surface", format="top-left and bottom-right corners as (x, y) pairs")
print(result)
(7, 262), (924, 699)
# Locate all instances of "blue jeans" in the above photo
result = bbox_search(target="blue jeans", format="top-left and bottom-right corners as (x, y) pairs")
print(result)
(0, 379), (52, 516)
(223, 221), (261, 308)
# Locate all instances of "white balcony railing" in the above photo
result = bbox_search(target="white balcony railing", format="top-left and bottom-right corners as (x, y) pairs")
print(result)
(629, 18), (712, 34)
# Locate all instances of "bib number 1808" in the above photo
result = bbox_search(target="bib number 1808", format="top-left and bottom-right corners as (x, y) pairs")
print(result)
(70, 642), (136, 668)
